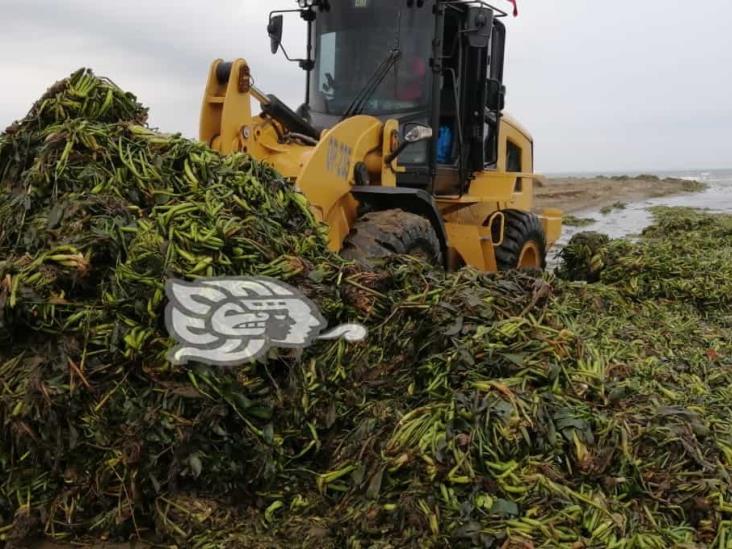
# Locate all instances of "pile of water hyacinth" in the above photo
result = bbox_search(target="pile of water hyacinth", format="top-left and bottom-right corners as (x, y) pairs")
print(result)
(2, 70), (732, 548)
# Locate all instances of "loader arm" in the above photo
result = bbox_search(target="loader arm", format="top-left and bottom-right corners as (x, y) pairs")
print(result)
(200, 59), (430, 252)
(201, 59), (315, 179)
(295, 115), (384, 251)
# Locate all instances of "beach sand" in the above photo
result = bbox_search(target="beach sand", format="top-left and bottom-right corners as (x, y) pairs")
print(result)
(534, 175), (703, 214)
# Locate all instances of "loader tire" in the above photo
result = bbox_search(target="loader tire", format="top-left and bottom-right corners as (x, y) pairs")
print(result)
(342, 209), (443, 266)
(495, 210), (547, 271)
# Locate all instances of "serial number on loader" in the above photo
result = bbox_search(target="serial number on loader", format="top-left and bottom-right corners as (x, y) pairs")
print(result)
(326, 137), (352, 180)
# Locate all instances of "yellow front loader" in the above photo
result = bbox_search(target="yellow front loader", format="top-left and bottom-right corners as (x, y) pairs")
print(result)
(200, 0), (562, 272)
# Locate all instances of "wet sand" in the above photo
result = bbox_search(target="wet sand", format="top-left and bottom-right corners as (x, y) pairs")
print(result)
(535, 175), (704, 214)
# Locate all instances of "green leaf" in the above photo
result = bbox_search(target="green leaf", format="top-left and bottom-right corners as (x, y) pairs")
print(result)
(189, 454), (203, 478)
(490, 498), (519, 517)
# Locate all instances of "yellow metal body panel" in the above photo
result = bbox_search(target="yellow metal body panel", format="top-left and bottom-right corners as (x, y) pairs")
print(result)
(199, 58), (562, 271)
(435, 116), (563, 268)
(445, 223), (498, 272)
(296, 116), (383, 251)
(201, 60), (252, 155)
(541, 208), (563, 245)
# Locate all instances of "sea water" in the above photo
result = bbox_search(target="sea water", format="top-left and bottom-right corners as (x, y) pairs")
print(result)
(551, 169), (732, 256)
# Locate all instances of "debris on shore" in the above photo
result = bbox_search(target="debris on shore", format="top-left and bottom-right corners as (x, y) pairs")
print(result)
(537, 174), (708, 214)
(562, 214), (596, 228)
(2, 70), (732, 548)
(600, 201), (628, 215)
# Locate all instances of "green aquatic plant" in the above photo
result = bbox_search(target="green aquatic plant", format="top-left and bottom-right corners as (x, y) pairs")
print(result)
(2, 70), (732, 548)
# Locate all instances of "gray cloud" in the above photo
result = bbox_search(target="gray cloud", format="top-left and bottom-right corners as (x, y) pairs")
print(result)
(1, 0), (729, 173)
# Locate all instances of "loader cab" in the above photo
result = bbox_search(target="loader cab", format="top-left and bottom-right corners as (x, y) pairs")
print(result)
(304, 0), (434, 145)
(431, 4), (509, 196)
(272, 0), (514, 195)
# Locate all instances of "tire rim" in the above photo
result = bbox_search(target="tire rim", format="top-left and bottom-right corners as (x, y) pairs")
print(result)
(518, 241), (541, 269)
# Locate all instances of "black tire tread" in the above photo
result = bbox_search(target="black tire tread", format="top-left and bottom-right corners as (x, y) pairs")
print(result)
(342, 209), (443, 266)
(495, 210), (547, 271)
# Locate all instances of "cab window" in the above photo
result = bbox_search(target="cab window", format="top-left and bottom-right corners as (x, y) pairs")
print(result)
(506, 140), (522, 173)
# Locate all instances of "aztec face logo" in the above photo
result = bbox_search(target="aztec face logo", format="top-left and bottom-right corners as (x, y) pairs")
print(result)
(165, 277), (367, 367)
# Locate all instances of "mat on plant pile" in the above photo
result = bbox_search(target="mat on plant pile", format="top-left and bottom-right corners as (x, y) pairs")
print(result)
(2, 70), (732, 549)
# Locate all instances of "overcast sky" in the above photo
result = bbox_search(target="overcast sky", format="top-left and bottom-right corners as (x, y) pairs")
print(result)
(1, 0), (730, 173)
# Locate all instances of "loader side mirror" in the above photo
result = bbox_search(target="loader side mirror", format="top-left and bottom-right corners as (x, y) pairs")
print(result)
(386, 124), (433, 164)
(486, 79), (505, 112)
(268, 15), (284, 55)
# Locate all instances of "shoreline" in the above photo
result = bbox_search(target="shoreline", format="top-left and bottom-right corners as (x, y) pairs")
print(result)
(534, 175), (706, 214)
